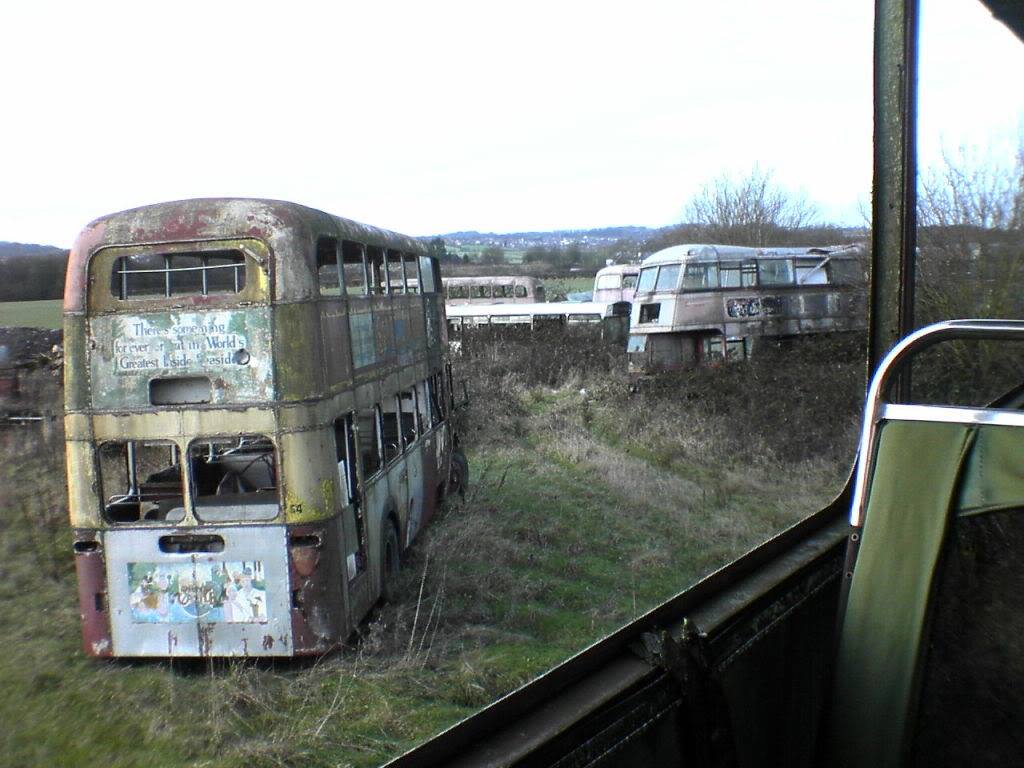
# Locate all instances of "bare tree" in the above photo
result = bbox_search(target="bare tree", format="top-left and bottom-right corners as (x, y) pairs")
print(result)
(916, 139), (1024, 324)
(919, 144), (1023, 232)
(683, 167), (819, 246)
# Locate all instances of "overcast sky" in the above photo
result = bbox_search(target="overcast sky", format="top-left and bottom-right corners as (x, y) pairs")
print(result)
(1, 0), (1022, 247)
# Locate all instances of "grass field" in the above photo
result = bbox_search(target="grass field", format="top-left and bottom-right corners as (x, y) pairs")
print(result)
(0, 299), (62, 329)
(0, 331), (861, 767)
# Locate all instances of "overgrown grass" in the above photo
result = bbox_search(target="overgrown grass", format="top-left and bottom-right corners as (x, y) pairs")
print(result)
(0, 329), (863, 767)
(0, 299), (62, 329)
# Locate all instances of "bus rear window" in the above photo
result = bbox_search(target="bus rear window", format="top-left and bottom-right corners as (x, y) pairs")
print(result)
(99, 440), (185, 524)
(189, 435), (279, 522)
(111, 250), (247, 300)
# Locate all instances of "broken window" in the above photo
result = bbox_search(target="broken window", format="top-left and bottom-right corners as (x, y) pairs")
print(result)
(381, 397), (402, 463)
(829, 259), (865, 285)
(98, 440), (185, 524)
(639, 303), (661, 324)
(415, 381), (432, 431)
(386, 250), (406, 294)
(681, 264), (716, 290)
(758, 259), (794, 286)
(333, 413), (367, 579)
(189, 435), (279, 522)
(356, 408), (382, 478)
(333, 414), (358, 507)
(111, 250), (247, 300)
(367, 247), (386, 294)
(342, 241), (368, 295)
(317, 236), (342, 296)
(795, 258), (829, 285)
(404, 254), (420, 294)
(427, 374), (444, 426)
(399, 389), (419, 447)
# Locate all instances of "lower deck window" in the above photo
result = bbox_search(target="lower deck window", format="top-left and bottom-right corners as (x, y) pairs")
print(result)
(702, 336), (748, 362)
(99, 440), (185, 524)
(627, 335), (648, 353)
(189, 435), (279, 522)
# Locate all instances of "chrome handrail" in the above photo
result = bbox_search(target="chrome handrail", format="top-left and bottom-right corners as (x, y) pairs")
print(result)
(850, 319), (1024, 526)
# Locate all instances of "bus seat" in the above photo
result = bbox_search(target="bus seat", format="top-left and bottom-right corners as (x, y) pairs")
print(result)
(825, 420), (1024, 767)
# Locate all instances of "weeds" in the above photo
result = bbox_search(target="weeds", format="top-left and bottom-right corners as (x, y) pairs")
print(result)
(0, 328), (864, 767)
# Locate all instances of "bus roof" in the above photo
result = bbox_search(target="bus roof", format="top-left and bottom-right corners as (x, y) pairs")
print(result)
(595, 263), (640, 277)
(642, 243), (863, 266)
(446, 300), (625, 319)
(65, 198), (427, 312)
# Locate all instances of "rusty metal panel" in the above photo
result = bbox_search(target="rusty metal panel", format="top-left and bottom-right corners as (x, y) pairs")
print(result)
(280, 427), (337, 524)
(274, 301), (322, 402)
(104, 525), (293, 657)
(66, 438), (101, 528)
(89, 307), (274, 409)
(320, 299), (353, 387)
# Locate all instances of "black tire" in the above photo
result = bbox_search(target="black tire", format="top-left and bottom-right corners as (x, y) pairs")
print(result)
(380, 522), (401, 603)
(448, 450), (469, 498)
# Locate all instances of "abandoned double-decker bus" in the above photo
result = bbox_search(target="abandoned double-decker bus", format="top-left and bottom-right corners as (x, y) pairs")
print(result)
(592, 263), (640, 304)
(626, 243), (866, 373)
(64, 198), (464, 658)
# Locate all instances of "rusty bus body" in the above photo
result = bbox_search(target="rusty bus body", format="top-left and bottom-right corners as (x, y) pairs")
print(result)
(626, 243), (867, 373)
(444, 275), (545, 305)
(446, 300), (631, 348)
(64, 198), (462, 658)
(592, 263), (640, 304)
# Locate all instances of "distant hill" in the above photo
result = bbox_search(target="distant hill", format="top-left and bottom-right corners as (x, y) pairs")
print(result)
(0, 243), (69, 302)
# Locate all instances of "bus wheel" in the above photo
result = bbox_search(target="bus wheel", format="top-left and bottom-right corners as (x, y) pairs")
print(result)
(380, 522), (401, 603)
(448, 450), (468, 498)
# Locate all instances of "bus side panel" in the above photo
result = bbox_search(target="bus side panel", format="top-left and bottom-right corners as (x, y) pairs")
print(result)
(73, 530), (113, 657)
(288, 517), (349, 654)
(320, 300), (353, 389)
(275, 302), (322, 402)
(404, 443), (426, 545)
(103, 526), (294, 657)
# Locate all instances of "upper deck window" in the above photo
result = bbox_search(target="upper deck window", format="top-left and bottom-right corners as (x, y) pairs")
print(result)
(758, 259), (794, 286)
(795, 258), (829, 285)
(111, 250), (247, 300)
(471, 284), (492, 300)
(596, 274), (620, 290)
(514, 284), (528, 298)
(681, 264), (717, 290)
(448, 284), (468, 299)
(655, 264), (682, 291)
(418, 256), (439, 294)
(637, 267), (658, 293)
(622, 274), (637, 290)
(719, 262), (758, 288)
(317, 237), (342, 296)
(829, 259), (866, 285)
